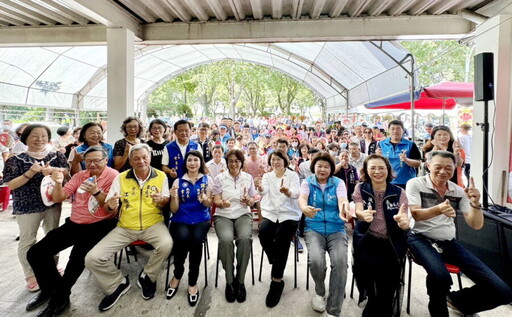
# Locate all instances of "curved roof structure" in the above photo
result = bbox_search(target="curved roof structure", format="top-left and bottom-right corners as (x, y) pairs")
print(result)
(0, 40), (413, 113)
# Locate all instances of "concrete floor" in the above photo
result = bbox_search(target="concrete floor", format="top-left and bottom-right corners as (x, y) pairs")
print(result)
(0, 203), (511, 317)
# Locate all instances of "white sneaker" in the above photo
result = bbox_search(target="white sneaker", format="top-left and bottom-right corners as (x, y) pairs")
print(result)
(311, 295), (326, 312)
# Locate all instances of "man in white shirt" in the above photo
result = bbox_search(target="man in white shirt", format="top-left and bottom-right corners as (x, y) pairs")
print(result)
(348, 142), (367, 173)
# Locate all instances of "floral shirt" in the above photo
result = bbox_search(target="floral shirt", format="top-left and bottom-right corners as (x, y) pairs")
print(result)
(4, 151), (69, 214)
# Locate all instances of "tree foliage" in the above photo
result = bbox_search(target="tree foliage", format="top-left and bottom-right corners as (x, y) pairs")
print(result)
(400, 40), (474, 86)
(147, 61), (319, 118)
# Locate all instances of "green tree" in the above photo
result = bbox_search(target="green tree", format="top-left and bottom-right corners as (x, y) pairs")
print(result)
(401, 40), (474, 86)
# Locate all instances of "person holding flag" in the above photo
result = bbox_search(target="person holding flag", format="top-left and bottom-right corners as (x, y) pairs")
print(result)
(352, 154), (409, 317)
(254, 149), (301, 308)
(167, 150), (213, 306)
(212, 149), (257, 304)
(298, 151), (351, 317)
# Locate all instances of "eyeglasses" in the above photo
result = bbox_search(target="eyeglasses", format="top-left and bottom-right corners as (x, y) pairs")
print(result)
(151, 126), (164, 131)
(228, 160), (241, 164)
(126, 125), (139, 130)
(84, 158), (105, 165)
(364, 131), (372, 134)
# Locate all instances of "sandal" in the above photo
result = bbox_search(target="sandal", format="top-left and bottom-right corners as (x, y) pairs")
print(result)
(25, 276), (40, 292)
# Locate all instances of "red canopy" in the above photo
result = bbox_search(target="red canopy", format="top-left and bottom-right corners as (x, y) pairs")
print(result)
(368, 92), (457, 110)
(423, 82), (474, 99)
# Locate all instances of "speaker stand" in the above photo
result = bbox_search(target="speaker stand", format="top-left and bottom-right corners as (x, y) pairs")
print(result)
(478, 100), (489, 209)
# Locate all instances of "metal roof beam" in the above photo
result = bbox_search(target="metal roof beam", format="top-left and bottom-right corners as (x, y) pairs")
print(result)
(141, 15), (474, 44)
(14, 0), (74, 25)
(291, 0), (304, 19)
(206, 0), (228, 21)
(0, 0), (56, 25)
(328, 0), (348, 17)
(249, 0), (263, 20)
(272, 0), (283, 19)
(0, 25), (107, 46)
(58, 0), (142, 38)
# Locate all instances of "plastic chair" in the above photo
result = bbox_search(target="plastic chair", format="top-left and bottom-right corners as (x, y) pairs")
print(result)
(165, 238), (210, 290)
(406, 250), (463, 315)
(214, 243), (255, 287)
(258, 233), (299, 288)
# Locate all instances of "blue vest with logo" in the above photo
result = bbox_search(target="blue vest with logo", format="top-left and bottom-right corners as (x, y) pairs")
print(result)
(353, 182), (407, 259)
(164, 141), (200, 179)
(305, 175), (346, 235)
(378, 137), (416, 185)
(171, 175), (210, 225)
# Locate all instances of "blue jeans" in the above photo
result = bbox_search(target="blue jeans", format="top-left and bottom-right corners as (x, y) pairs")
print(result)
(305, 230), (348, 317)
(408, 232), (512, 316)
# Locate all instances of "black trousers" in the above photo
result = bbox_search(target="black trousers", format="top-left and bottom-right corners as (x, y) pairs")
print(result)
(169, 220), (210, 286)
(258, 218), (298, 279)
(27, 217), (117, 305)
(353, 235), (403, 317)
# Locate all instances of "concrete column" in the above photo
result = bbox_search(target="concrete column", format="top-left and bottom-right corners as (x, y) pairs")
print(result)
(473, 14), (512, 206)
(106, 28), (134, 144)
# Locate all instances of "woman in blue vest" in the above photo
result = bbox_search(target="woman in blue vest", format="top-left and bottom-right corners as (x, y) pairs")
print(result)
(298, 151), (351, 317)
(167, 150), (212, 306)
(352, 154), (409, 317)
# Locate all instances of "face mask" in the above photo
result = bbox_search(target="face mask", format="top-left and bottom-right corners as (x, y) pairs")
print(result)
(340, 143), (347, 149)
(292, 142), (298, 147)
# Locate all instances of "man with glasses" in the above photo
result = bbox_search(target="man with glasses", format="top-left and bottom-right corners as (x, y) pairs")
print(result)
(406, 151), (512, 317)
(85, 144), (173, 311)
(26, 146), (119, 317)
(196, 123), (212, 162)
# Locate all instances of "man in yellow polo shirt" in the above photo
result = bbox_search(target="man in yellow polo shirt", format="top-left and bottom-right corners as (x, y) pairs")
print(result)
(85, 144), (173, 312)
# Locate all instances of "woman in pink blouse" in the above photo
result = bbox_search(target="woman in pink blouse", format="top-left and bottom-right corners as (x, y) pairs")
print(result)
(352, 155), (409, 317)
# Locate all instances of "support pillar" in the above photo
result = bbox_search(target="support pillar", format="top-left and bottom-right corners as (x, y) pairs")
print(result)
(473, 14), (512, 206)
(106, 28), (134, 144)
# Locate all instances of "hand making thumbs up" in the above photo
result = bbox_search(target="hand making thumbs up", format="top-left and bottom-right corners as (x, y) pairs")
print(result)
(360, 202), (377, 223)
(279, 178), (291, 197)
(438, 199), (456, 218)
(339, 201), (351, 222)
(393, 203), (409, 230)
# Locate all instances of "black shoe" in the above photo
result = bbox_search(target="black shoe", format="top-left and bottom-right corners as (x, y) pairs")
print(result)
(225, 283), (236, 303)
(26, 291), (52, 311)
(166, 280), (179, 300)
(236, 283), (246, 303)
(35, 299), (70, 317)
(265, 280), (285, 308)
(98, 276), (131, 312)
(137, 270), (156, 300)
(188, 289), (199, 307)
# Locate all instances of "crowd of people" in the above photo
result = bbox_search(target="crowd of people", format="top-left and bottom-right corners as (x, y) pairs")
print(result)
(1, 115), (511, 317)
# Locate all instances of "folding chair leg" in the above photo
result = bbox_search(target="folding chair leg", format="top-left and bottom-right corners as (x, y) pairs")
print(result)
(350, 272), (355, 299)
(306, 254), (310, 291)
(250, 244), (255, 286)
(407, 257), (412, 314)
(456, 273), (463, 290)
(205, 238), (210, 260)
(215, 249), (220, 288)
(203, 241), (207, 286)
(258, 251), (264, 282)
(294, 238), (297, 289)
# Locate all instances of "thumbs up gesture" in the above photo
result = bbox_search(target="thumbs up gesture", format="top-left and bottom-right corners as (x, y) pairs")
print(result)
(106, 193), (120, 211)
(399, 149), (407, 162)
(168, 168), (177, 179)
(197, 188), (208, 204)
(279, 178), (291, 197)
(393, 204), (409, 230)
(150, 187), (163, 204)
(339, 201), (351, 222)
(361, 202), (377, 223)
(240, 187), (250, 205)
(464, 177), (481, 207)
(438, 199), (456, 218)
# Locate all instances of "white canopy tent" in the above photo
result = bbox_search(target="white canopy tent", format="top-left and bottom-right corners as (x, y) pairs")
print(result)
(0, 41), (414, 114)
